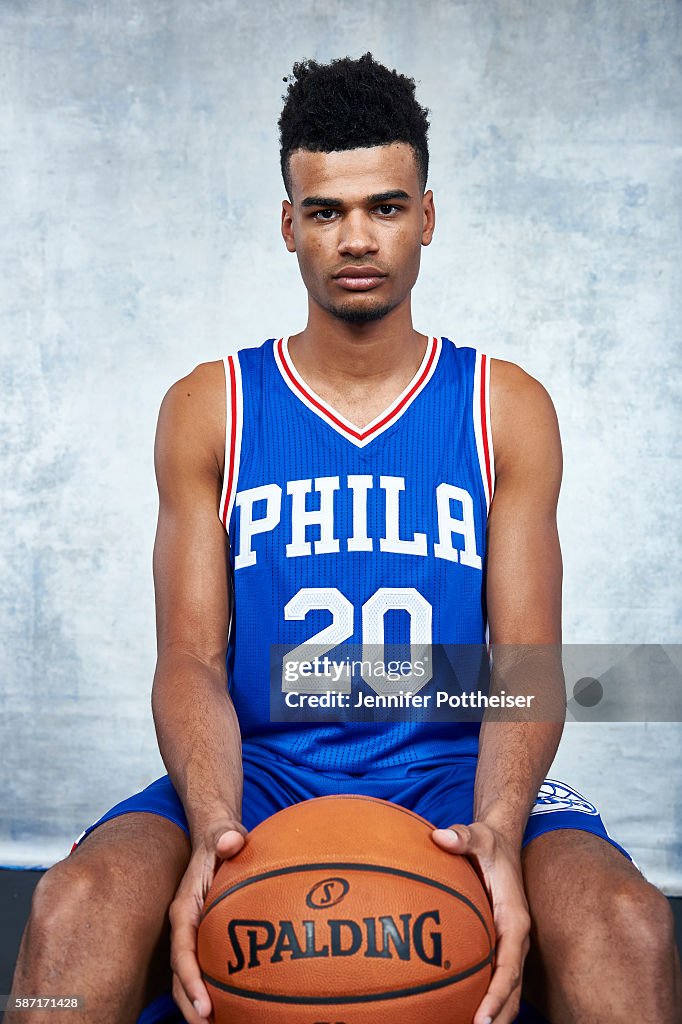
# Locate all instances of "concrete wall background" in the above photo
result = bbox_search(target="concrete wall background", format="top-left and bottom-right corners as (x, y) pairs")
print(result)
(1, 1), (680, 889)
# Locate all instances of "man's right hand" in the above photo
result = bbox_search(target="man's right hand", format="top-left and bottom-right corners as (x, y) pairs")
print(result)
(169, 821), (248, 1023)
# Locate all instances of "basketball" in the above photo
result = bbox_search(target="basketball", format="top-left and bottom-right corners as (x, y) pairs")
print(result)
(197, 795), (495, 1023)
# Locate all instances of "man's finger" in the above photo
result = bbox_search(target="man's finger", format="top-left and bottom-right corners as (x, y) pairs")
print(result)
(214, 829), (246, 860)
(473, 960), (523, 1024)
(170, 897), (212, 1019)
(473, 917), (529, 1024)
(431, 825), (473, 852)
(173, 952), (212, 1020)
(171, 971), (210, 1024)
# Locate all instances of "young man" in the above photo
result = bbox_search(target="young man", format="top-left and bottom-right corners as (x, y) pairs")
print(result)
(8, 54), (680, 1024)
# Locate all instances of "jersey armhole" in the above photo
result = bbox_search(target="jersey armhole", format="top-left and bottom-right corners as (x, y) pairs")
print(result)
(472, 350), (495, 513)
(218, 353), (243, 531)
(472, 350), (494, 650)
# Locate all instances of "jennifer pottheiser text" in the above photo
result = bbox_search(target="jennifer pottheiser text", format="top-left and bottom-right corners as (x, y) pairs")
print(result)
(283, 690), (536, 709)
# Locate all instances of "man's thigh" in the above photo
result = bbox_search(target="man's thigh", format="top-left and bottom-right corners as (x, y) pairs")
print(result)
(73, 811), (191, 987)
(12, 812), (191, 1024)
(520, 827), (677, 1020)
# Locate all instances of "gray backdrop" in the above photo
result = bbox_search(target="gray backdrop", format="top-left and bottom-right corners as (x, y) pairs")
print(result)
(1, 1), (681, 891)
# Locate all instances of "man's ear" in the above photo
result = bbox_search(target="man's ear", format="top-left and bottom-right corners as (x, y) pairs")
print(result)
(281, 200), (296, 253)
(422, 190), (435, 247)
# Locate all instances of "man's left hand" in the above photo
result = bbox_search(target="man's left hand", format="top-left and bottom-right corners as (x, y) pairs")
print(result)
(431, 823), (531, 1024)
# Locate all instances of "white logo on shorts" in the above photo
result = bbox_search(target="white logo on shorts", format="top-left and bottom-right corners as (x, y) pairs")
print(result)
(529, 779), (599, 817)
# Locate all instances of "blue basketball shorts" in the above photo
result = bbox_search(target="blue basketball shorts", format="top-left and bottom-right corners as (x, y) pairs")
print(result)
(70, 745), (632, 1024)
(73, 743), (632, 859)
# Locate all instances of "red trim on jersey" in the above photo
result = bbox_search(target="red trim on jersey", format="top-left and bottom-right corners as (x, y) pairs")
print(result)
(480, 352), (493, 500)
(277, 336), (439, 442)
(70, 842), (78, 853)
(221, 356), (238, 527)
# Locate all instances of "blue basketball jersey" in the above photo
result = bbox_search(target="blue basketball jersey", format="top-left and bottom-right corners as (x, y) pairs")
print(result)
(218, 336), (495, 773)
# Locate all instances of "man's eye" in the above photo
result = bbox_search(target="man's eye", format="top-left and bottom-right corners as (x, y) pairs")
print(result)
(376, 204), (399, 216)
(313, 209), (337, 220)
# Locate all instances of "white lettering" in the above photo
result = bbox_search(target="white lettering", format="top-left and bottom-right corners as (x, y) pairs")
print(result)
(434, 483), (482, 569)
(347, 475), (373, 552)
(233, 475), (484, 571)
(379, 476), (427, 556)
(235, 484), (282, 569)
(286, 477), (340, 557)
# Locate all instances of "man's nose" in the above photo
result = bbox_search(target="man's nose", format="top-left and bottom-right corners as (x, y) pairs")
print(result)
(338, 211), (379, 257)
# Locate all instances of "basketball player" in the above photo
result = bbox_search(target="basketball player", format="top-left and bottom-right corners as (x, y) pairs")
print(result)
(8, 54), (681, 1024)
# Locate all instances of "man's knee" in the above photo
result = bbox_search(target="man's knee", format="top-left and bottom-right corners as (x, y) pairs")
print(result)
(609, 877), (677, 967)
(28, 814), (190, 941)
(540, 870), (678, 994)
(28, 857), (102, 937)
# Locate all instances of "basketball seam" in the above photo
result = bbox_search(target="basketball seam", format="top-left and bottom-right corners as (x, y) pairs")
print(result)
(200, 860), (494, 948)
(201, 948), (494, 1004)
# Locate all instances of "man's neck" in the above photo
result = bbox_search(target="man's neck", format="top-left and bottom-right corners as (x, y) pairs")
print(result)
(286, 304), (429, 430)
(289, 303), (426, 390)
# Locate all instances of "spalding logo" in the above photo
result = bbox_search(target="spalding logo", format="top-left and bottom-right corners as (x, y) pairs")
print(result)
(306, 877), (350, 910)
(226, 911), (443, 974)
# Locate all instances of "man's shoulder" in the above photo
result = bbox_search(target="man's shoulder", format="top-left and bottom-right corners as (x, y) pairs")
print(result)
(165, 358), (225, 399)
(166, 338), (274, 397)
(157, 360), (227, 477)
(489, 356), (552, 403)
(489, 356), (557, 426)
(488, 357), (561, 476)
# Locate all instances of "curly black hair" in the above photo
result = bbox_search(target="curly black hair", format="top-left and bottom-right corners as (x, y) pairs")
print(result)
(278, 53), (430, 199)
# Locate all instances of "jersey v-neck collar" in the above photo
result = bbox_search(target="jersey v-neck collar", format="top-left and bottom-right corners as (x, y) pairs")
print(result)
(273, 335), (442, 449)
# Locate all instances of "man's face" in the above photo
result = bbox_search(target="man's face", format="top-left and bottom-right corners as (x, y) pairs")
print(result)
(281, 143), (435, 324)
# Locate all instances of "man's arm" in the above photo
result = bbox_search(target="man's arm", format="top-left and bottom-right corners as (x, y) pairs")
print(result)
(433, 359), (565, 1024)
(150, 360), (245, 1023)
(475, 357), (565, 843)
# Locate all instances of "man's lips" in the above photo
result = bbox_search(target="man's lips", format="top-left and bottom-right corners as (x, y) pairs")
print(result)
(333, 266), (387, 291)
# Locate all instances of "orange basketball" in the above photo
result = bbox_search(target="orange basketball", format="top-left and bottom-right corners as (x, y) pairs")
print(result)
(197, 795), (495, 1024)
